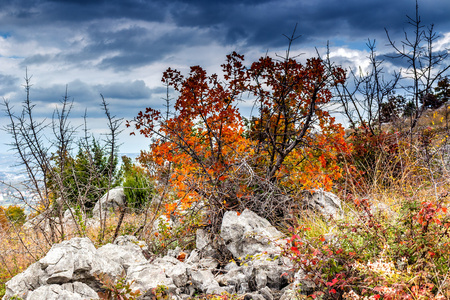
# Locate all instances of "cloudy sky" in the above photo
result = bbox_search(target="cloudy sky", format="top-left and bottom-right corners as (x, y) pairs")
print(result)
(0, 0), (449, 155)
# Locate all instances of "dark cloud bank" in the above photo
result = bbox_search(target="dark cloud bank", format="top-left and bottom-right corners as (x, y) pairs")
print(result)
(3, 0), (449, 71)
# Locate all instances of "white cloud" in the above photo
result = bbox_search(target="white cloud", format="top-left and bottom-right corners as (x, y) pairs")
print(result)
(328, 47), (371, 74)
(435, 32), (450, 52)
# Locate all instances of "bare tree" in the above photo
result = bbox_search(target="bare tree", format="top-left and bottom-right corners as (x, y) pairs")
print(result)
(385, 0), (450, 132)
(99, 94), (123, 242)
(325, 40), (400, 135)
(2, 73), (123, 243)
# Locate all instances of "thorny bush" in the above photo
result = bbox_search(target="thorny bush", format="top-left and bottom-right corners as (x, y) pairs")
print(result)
(128, 49), (350, 231)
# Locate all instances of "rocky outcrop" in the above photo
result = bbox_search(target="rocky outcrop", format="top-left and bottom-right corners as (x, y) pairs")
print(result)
(221, 209), (285, 258)
(3, 208), (317, 300)
(3, 237), (123, 299)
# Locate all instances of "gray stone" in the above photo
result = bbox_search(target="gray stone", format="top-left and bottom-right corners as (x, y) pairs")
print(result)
(238, 282), (250, 294)
(279, 284), (302, 300)
(222, 285), (236, 294)
(62, 208), (86, 228)
(97, 236), (148, 271)
(126, 263), (175, 294)
(185, 249), (200, 264)
(154, 255), (181, 266)
(166, 246), (182, 258)
(244, 293), (266, 300)
(23, 211), (56, 233)
(199, 257), (219, 270)
(278, 270), (316, 299)
(259, 286), (274, 300)
(254, 269), (268, 290)
(215, 266), (251, 288)
(92, 187), (125, 218)
(5, 207), (309, 300)
(188, 269), (223, 294)
(223, 261), (239, 271)
(205, 286), (226, 295)
(40, 237), (123, 287)
(26, 282), (98, 300)
(220, 209), (284, 259)
(196, 229), (219, 257)
(304, 189), (342, 218)
(3, 237), (123, 299)
(114, 235), (149, 252)
(293, 270), (316, 295)
(165, 263), (188, 287)
(4, 262), (48, 299)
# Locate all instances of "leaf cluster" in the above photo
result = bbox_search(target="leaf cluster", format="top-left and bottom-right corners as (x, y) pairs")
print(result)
(128, 48), (351, 230)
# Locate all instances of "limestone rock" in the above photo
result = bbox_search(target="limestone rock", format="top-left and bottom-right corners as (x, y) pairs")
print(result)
(279, 270), (316, 299)
(92, 187), (125, 218)
(188, 269), (225, 294)
(304, 189), (342, 218)
(126, 263), (176, 294)
(97, 235), (148, 271)
(5, 208), (316, 300)
(26, 282), (98, 300)
(3, 262), (47, 299)
(23, 211), (55, 232)
(165, 262), (188, 288)
(3, 237), (123, 299)
(220, 209), (284, 258)
(40, 237), (123, 286)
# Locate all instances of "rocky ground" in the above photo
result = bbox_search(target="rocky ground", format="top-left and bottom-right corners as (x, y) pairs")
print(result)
(3, 208), (318, 300)
(3, 188), (343, 300)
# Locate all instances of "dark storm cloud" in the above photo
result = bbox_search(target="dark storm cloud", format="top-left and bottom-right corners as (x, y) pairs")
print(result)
(88, 26), (213, 71)
(21, 21), (219, 71)
(164, 0), (450, 47)
(0, 0), (448, 154)
(98, 80), (152, 99)
(5, 0), (450, 72)
(0, 0), (165, 24)
(381, 49), (450, 71)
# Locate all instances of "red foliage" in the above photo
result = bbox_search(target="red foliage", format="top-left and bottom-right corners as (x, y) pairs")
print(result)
(128, 51), (351, 223)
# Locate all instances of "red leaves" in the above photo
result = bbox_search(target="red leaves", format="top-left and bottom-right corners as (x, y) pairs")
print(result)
(415, 200), (448, 229)
(128, 49), (350, 226)
(128, 108), (161, 138)
(326, 278), (339, 287)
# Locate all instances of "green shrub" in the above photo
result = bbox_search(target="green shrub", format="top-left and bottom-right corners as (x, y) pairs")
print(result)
(121, 156), (154, 209)
(48, 138), (122, 211)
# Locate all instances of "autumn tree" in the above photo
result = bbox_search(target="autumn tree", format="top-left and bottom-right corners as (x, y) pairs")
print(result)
(128, 39), (350, 228)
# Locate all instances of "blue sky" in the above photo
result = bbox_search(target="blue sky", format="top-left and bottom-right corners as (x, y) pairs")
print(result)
(0, 0), (449, 154)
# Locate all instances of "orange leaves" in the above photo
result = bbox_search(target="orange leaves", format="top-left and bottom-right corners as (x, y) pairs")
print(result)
(129, 49), (350, 222)
(165, 203), (177, 214)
